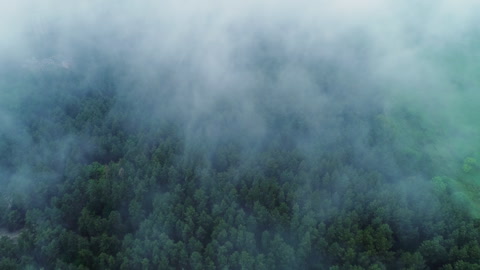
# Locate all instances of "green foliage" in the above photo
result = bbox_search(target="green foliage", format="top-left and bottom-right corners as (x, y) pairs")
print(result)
(1, 66), (480, 270)
(463, 157), (478, 173)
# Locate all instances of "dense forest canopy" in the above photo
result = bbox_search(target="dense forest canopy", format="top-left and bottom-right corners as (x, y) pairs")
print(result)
(2, 1), (480, 269)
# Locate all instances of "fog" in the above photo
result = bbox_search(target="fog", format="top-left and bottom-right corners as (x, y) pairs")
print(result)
(1, 0), (480, 268)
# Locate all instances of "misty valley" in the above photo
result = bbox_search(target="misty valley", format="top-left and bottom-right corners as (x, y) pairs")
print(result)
(2, 1), (480, 269)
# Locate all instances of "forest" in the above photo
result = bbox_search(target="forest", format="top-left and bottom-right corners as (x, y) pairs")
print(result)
(2, 1), (480, 269)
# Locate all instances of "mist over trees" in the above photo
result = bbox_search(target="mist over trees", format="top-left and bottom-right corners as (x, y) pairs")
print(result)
(2, 1), (480, 269)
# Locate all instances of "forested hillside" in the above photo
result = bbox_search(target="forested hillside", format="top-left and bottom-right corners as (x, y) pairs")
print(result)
(2, 1), (480, 269)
